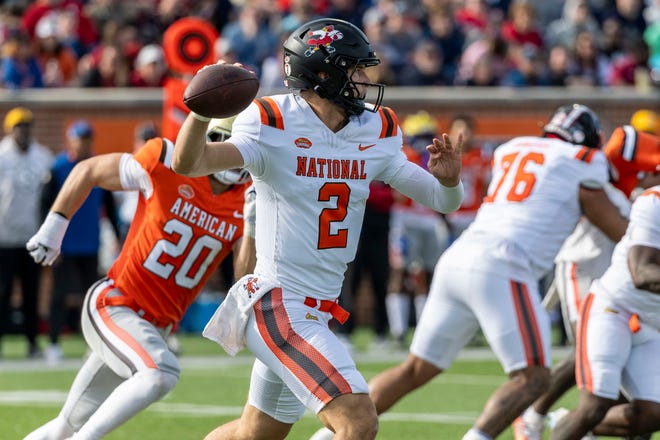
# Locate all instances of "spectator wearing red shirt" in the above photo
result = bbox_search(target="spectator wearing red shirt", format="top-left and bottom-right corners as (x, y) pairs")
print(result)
(34, 15), (79, 87)
(21, 0), (98, 56)
(79, 44), (129, 87)
(500, 0), (543, 50)
(607, 37), (651, 86)
(129, 44), (167, 87)
(455, 0), (490, 43)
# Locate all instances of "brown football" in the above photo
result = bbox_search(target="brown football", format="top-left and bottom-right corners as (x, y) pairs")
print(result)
(183, 63), (260, 118)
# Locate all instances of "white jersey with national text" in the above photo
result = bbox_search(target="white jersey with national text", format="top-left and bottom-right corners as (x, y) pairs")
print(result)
(593, 186), (660, 328)
(229, 94), (461, 300)
(451, 136), (609, 280)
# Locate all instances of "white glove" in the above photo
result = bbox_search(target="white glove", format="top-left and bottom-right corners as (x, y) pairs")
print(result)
(243, 185), (256, 239)
(26, 212), (69, 266)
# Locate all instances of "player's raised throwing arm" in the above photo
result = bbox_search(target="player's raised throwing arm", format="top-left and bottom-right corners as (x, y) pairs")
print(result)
(172, 113), (244, 177)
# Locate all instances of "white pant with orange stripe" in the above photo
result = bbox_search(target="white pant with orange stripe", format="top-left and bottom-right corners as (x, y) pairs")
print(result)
(244, 288), (369, 423)
(411, 261), (552, 373)
(81, 278), (180, 378)
(24, 278), (180, 440)
(555, 261), (597, 342)
(576, 292), (660, 402)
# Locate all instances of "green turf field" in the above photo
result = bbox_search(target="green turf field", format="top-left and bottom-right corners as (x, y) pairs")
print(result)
(0, 331), (651, 440)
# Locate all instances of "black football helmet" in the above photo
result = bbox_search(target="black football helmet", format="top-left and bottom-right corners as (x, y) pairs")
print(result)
(282, 18), (384, 116)
(543, 103), (603, 149)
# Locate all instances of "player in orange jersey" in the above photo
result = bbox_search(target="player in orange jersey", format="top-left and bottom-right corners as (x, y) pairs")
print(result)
(605, 117), (660, 200)
(23, 118), (255, 440)
(445, 113), (492, 238)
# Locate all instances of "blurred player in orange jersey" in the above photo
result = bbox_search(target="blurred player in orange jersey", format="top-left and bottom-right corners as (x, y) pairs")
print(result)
(445, 113), (492, 238)
(387, 111), (451, 348)
(22, 118), (256, 440)
(605, 110), (660, 200)
(513, 111), (660, 440)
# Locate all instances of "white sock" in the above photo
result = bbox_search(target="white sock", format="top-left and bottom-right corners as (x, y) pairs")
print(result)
(386, 293), (409, 339)
(522, 407), (546, 426)
(462, 428), (491, 440)
(309, 427), (335, 440)
(23, 415), (74, 440)
(413, 294), (427, 322)
(72, 369), (178, 439)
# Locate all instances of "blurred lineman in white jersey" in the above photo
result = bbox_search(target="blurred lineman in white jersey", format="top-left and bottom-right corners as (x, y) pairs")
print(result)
(550, 184), (660, 439)
(514, 111), (660, 440)
(362, 104), (631, 440)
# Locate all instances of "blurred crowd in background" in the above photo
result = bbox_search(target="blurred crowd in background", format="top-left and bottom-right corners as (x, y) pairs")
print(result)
(1, 0), (660, 90)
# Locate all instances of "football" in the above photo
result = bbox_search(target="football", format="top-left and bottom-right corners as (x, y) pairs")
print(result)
(183, 63), (260, 119)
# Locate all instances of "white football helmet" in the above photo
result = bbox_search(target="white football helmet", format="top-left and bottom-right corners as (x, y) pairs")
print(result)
(206, 116), (251, 185)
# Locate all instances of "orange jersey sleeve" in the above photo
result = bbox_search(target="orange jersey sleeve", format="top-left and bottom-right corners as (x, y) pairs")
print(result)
(605, 126), (660, 197)
(108, 139), (247, 324)
(458, 148), (492, 213)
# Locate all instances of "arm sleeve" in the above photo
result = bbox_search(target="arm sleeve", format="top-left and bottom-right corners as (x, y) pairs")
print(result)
(386, 154), (464, 213)
(628, 192), (660, 248)
(40, 171), (58, 220)
(226, 103), (266, 177)
(118, 153), (153, 198)
(102, 189), (121, 239)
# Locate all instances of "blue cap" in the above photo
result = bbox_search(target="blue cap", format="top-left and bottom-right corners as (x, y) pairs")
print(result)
(68, 120), (94, 139)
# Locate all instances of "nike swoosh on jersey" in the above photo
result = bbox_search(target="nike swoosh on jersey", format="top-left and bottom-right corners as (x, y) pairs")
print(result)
(358, 143), (377, 151)
(233, 210), (243, 218)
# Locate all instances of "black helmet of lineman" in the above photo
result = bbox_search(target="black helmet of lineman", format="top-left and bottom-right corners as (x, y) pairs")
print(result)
(282, 18), (384, 116)
(543, 103), (603, 149)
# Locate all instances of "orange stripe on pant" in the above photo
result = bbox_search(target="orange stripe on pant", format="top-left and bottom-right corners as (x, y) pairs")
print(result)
(95, 287), (158, 370)
(568, 263), (581, 318)
(576, 293), (594, 391)
(254, 288), (352, 404)
(510, 280), (545, 367)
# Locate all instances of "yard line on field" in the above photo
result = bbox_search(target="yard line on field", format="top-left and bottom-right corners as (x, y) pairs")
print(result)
(0, 390), (68, 404)
(151, 402), (477, 425)
(379, 412), (476, 424)
(0, 391), (478, 425)
(359, 371), (505, 386)
(0, 346), (572, 373)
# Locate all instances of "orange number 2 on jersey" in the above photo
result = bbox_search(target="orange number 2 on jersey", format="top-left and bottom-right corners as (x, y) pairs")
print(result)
(483, 151), (545, 203)
(318, 182), (350, 249)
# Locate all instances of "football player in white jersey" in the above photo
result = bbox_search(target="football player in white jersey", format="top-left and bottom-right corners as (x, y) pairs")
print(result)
(514, 115), (660, 440)
(364, 104), (631, 440)
(549, 185), (660, 440)
(512, 184), (631, 440)
(173, 17), (464, 440)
